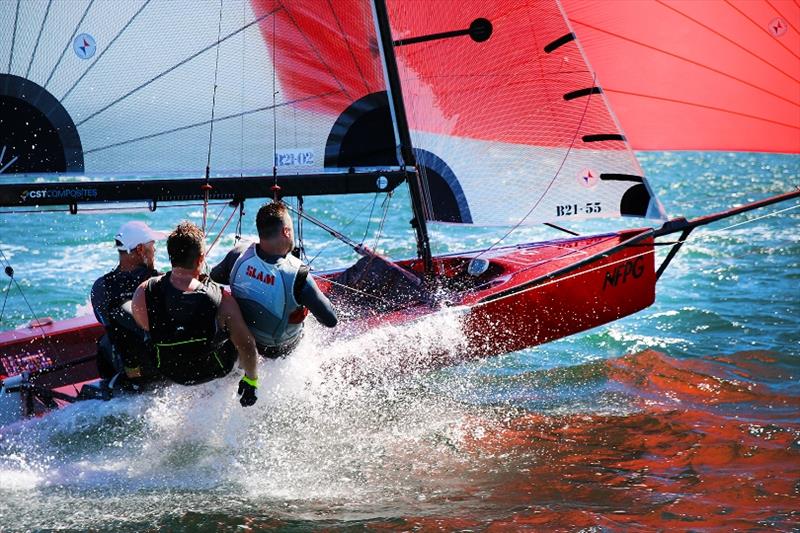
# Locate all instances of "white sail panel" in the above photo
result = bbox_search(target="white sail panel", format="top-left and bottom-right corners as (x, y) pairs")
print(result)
(0, 0), (395, 178)
(386, 0), (667, 225)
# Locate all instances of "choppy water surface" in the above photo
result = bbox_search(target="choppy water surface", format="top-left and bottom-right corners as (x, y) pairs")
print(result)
(0, 152), (799, 530)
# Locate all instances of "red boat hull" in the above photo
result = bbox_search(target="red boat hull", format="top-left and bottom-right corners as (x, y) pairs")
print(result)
(0, 230), (655, 390)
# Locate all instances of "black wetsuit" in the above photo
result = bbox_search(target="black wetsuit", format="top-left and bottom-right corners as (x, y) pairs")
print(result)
(91, 265), (159, 378)
(144, 273), (236, 385)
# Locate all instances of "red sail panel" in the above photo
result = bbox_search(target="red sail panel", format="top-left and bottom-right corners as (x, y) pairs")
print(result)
(251, 0), (384, 116)
(562, 0), (800, 153)
(384, 0), (664, 225)
(385, 0), (630, 149)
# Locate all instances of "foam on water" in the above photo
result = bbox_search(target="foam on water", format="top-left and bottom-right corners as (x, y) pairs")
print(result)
(0, 311), (509, 527)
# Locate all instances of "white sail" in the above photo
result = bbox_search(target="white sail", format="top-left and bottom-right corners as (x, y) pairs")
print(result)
(0, 0), (394, 178)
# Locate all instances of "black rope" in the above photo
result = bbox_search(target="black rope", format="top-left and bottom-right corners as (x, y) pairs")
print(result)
(203, 0), (225, 234)
(25, 0), (52, 78)
(42, 0), (95, 91)
(8, 0), (20, 73)
(360, 193), (379, 245)
(305, 195), (386, 266)
(76, 6), (280, 127)
(60, 0), (153, 103)
(235, 201), (245, 242)
(0, 275), (12, 325)
(0, 249), (52, 343)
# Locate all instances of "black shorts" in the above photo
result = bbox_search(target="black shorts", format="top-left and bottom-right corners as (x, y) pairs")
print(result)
(257, 332), (302, 359)
(157, 339), (237, 386)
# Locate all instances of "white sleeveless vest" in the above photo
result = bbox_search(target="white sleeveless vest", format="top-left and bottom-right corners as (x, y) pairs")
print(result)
(229, 244), (304, 347)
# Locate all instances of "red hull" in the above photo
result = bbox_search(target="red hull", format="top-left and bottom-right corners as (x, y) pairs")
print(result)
(0, 230), (655, 389)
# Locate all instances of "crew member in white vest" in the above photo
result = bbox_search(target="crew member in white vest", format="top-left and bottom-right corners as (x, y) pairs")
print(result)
(210, 202), (337, 357)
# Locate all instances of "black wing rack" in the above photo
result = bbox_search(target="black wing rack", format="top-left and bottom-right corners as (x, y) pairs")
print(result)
(0, 170), (408, 211)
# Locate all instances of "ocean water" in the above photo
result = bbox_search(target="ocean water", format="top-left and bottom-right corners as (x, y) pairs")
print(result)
(0, 151), (798, 531)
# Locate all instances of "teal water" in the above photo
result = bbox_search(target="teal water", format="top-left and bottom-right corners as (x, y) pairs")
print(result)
(0, 152), (798, 530)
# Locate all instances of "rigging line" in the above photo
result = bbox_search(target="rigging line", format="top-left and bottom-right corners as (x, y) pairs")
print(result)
(656, 0), (800, 84)
(0, 249), (53, 344)
(206, 202), (240, 256)
(318, 275), (393, 304)
(360, 193), (379, 244)
(271, 10), (277, 184)
(84, 89), (343, 154)
(239, 0), (246, 178)
(276, 0), (352, 102)
(468, 203), (800, 310)
(203, 0), (225, 235)
(7, 0), (20, 73)
(698, 202), (800, 234)
(60, 0), (153, 103)
(25, 0), (52, 78)
(570, 20), (800, 109)
(371, 190), (392, 252)
(0, 277), (12, 324)
(472, 73), (597, 261)
(326, 0), (371, 93)
(353, 191), (394, 287)
(42, 0), (95, 91)
(75, 6), (280, 128)
(306, 196), (382, 266)
(727, 0), (800, 61)
(604, 88), (800, 131)
(205, 199), (230, 236)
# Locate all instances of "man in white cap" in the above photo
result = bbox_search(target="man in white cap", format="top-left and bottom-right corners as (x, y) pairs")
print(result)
(90, 221), (166, 382)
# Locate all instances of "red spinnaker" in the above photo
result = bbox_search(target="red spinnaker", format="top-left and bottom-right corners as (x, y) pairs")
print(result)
(561, 0), (800, 153)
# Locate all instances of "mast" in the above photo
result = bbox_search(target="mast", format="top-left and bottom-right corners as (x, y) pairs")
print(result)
(371, 0), (434, 275)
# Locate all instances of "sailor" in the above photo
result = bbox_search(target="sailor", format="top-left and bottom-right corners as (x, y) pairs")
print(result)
(210, 201), (337, 358)
(91, 221), (166, 382)
(130, 221), (260, 406)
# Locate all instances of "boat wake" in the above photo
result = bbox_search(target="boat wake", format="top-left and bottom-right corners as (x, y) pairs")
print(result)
(1, 332), (798, 529)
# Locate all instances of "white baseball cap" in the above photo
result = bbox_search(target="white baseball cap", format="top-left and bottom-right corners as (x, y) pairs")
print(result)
(115, 221), (167, 252)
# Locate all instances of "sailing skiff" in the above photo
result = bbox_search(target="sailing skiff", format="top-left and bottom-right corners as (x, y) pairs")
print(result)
(1, 0), (797, 421)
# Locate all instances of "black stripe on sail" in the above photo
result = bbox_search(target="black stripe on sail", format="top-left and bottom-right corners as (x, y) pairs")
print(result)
(564, 87), (602, 101)
(544, 32), (575, 53)
(582, 134), (626, 143)
(600, 173), (644, 183)
(394, 18), (492, 47)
